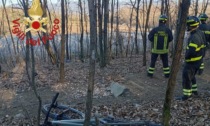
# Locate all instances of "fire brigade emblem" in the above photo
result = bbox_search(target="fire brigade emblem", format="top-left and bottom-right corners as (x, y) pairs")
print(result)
(24, 0), (48, 33)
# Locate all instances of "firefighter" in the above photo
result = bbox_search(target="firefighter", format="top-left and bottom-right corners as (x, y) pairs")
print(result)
(178, 16), (206, 100)
(197, 13), (210, 74)
(147, 15), (173, 78)
(190, 14), (210, 90)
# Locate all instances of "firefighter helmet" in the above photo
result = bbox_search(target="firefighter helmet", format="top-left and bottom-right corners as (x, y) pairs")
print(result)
(186, 16), (200, 31)
(159, 15), (168, 23)
(198, 13), (208, 21)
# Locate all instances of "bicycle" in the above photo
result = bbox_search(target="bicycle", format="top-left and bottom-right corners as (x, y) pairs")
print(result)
(41, 93), (162, 126)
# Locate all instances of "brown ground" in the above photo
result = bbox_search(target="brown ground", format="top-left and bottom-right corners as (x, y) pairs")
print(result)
(0, 54), (210, 125)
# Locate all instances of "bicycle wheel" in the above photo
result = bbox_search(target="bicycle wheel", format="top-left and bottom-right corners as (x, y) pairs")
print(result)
(42, 104), (85, 120)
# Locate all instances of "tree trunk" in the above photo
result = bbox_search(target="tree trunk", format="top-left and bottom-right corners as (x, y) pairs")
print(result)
(2, 0), (17, 55)
(162, 1), (191, 126)
(45, 5), (59, 66)
(42, 0), (57, 65)
(161, 0), (164, 14)
(65, 0), (70, 61)
(194, 0), (198, 16)
(108, 0), (115, 63)
(59, 0), (66, 83)
(79, 0), (84, 62)
(22, 0), (42, 125)
(126, 0), (136, 57)
(202, 0), (209, 13)
(84, 0), (97, 125)
(116, 0), (120, 57)
(142, 0), (153, 66)
(98, 0), (104, 67)
(135, 0), (140, 55)
(103, 0), (109, 66)
(84, 0), (90, 58)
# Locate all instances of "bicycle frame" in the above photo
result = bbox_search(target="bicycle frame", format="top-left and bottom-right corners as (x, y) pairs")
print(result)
(50, 119), (96, 126)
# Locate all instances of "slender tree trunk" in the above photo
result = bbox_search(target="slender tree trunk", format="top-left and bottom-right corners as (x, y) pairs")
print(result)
(162, 1), (191, 126)
(116, 0), (119, 57)
(194, 0), (198, 16)
(143, 0), (153, 66)
(65, 0), (70, 61)
(103, 0), (109, 66)
(69, 11), (73, 60)
(79, 0), (84, 62)
(45, 4), (59, 66)
(2, 0), (17, 55)
(126, 0), (136, 57)
(59, 0), (65, 82)
(202, 0), (209, 13)
(135, 0), (140, 55)
(84, 0), (97, 125)
(161, 0), (164, 14)
(84, 0), (89, 58)
(42, 0), (57, 65)
(165, 0), (170, 27)
(22, 0), (42, 125)
(108, 0), (115, 63)
(98, 0), (104, 67)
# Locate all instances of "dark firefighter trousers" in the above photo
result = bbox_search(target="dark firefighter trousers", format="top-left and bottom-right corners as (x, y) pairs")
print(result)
(182, 62), (201, 96)
(148, 53), (170, 77)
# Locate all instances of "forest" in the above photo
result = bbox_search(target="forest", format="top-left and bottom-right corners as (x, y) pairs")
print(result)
(0, 0), (210, 126)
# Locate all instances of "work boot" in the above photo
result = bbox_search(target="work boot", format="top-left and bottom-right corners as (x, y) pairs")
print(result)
(147, 73), (153, 78)
(192, 91), (198, 96)
(176, 95), (191, 101)
(164, 74), (170, 78)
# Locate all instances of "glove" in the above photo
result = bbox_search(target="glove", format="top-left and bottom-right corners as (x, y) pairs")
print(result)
(197, 69), (203, 75)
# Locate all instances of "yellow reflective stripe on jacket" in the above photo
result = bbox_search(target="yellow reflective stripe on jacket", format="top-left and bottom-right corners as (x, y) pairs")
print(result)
(187, 43), (205, 51)
(154, 33), (158, 52)
(151, 49), (169, 54)
(204, 31), (210, 34)
(185, 56), (202, 62)
(189, 43), (198, 48)
(152, 32), (168, 54)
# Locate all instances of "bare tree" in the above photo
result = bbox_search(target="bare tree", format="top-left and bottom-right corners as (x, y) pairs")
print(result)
(41, 0), (57, 65)
(98, 0), (104, 67)
(84, 0), (90, 58)
(126, 0), (136, 57)
(134, 0), (140, 55)
(59, 0), (66, 82)
(202, 0), (209, 13)
(194, 0), (198, 16)
(79, 0), (84, 62)
(22, 0), (42, 125)
(108, 0), (115, 64)
(2, 0), (17, 55)
(65, 0), (70, 61)
(162, 0), (191, 126)
(139, 0), (153, 66)
(103, 0), (110, 66)
(84, 0), (97, 125)
(161, 0), (164, 14)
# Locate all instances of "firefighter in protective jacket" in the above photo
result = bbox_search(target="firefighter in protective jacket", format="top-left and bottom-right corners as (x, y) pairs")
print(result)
(179, 16), (206, 101)
(197, 13), (210, 74)
(147, 15), (173, 78)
